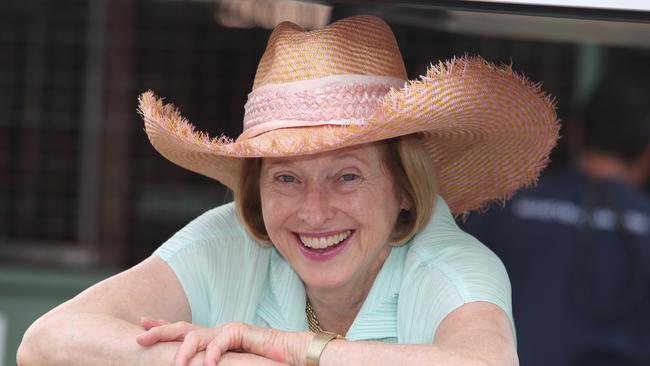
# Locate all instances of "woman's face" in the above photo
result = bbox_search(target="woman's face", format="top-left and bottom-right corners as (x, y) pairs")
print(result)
(259, 143), (408, 291)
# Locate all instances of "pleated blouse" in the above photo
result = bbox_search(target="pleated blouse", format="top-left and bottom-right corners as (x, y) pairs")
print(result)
(154, 196), (513, 343)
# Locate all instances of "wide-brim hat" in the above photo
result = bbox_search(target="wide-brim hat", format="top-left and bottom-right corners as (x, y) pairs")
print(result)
(139, 15), (559, 215)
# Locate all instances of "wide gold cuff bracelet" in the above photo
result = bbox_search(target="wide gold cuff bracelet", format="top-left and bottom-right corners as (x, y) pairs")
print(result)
(305, 331), (345, 366)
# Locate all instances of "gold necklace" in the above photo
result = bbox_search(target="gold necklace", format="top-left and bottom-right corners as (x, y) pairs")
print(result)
(306, 298), (323, 332)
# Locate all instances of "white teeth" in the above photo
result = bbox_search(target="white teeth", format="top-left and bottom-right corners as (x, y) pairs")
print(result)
(299, 230), (352, 249)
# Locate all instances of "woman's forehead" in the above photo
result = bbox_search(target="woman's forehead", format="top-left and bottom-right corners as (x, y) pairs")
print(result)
(262, 143), (381, 168)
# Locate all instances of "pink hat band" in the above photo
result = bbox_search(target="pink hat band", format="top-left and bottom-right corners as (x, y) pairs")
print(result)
(240, 74), (406, 140)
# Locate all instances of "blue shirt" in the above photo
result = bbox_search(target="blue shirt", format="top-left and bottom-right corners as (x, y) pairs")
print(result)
(155, 196), (513, 343)
(462, 169), (650, 365)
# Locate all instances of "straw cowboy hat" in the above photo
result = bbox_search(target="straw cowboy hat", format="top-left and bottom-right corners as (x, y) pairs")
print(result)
(138, 15), (559, 215)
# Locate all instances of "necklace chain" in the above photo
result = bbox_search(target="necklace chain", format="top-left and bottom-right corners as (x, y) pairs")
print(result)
(306, 298), (323, 333)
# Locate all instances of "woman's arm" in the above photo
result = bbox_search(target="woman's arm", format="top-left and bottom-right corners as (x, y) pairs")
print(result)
(319, 301), (517, 366)
(16, 255), (194, 366)
(140, 301), (517, 366)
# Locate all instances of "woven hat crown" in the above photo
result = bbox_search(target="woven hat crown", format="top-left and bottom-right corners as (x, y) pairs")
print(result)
(252, 15), (408, 89)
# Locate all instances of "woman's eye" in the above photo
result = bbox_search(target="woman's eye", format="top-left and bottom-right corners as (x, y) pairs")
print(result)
(277, 175), (296, 183)
(340, 173), (359, 182)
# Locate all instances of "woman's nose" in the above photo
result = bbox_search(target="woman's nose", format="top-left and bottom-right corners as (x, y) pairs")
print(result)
(297, 183), (334, 228)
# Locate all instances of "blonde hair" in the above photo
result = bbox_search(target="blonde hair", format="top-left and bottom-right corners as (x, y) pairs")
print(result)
(235, 134), (438, 246)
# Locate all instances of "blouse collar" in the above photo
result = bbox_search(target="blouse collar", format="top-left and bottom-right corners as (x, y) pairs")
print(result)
(256, 245), (406, 340)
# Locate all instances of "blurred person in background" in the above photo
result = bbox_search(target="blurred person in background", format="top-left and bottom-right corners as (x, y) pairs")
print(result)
(17, 15), (559, 366)
(461, 74), (650, 366)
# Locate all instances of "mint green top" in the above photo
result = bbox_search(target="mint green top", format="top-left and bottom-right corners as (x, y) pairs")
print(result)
(154, 196), (513, 343)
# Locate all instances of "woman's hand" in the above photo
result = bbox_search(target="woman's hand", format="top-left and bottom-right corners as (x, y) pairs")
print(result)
(218, 352), (292, 366)
(137, 317), (310, 366)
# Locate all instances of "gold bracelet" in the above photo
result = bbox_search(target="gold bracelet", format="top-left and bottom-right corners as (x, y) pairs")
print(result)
(305, 331), (344, 366)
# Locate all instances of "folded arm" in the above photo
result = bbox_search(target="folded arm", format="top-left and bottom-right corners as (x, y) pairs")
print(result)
(320, 301), (517, 366)
(17, 256), (193, 365)
(140, 300), (517, 366)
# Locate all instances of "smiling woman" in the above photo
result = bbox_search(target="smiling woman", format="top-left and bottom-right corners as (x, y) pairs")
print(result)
(18, 15), (558, 366)
(237, 137), (437, 248)
(259, 144), (410, 330)
(253, 139), (436, 336)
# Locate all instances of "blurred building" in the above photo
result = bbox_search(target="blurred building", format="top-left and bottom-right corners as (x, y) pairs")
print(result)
(0, 1), (649, 365)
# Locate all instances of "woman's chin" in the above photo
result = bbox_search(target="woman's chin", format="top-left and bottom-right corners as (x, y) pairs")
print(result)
(299, 270), (352, 291)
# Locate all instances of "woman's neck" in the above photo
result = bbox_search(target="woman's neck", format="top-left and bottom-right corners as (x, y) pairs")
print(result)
(304, 246), (391, 335)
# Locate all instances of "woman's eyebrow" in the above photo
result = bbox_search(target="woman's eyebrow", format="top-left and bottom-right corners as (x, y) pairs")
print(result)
(332, 152), (370, 166)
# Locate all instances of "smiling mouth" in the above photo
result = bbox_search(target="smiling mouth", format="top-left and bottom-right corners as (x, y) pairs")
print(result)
(296, 230), (353, 250)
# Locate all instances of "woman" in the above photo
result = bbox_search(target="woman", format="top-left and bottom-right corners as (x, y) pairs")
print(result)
(17, 15), (558, 366)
